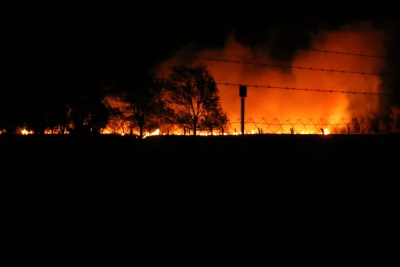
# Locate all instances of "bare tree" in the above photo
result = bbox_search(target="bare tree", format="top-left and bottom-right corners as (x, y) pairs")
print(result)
(199, 106), (229, 135)
(164, 65), (227, 136)
(122, 73), (169, 139)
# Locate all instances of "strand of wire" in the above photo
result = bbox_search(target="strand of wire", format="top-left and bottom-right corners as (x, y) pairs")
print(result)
(301, 48), (400, 61)
(215, 82), (393, 96)
(176, 55), (399, 77)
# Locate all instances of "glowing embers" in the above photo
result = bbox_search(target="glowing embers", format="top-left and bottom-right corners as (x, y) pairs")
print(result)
(143, 129), (160, 138)
(21, 129), (34, 135)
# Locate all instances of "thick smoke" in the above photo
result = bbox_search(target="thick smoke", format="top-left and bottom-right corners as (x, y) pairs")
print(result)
(154, 20), (397, 131)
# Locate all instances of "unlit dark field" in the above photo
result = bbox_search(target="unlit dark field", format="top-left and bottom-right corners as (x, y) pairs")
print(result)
(2, 134), (399, 265)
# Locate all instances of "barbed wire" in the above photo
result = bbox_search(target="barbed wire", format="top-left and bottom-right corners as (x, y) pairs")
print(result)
(301, 48), (400, 61)
(175, 55), (399, 77)
(215, 82), (393, 96)
(226, 117), (399, 135)
(104, 117), (400, 136)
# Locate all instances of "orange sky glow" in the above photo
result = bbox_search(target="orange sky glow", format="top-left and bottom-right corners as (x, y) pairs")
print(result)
(154, 21), (387, 134)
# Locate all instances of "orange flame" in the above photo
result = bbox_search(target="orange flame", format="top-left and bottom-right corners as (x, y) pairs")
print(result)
(154, 21), (386, 132)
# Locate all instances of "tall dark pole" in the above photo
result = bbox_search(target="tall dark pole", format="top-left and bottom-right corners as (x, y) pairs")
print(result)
(239, 85), (247, 136)
(241, 96), (245, 135)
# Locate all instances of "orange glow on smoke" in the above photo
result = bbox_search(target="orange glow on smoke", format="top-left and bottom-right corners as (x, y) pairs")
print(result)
(154, 21), (386, 134)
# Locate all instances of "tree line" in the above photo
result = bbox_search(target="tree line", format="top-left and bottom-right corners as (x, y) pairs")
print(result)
(0, 65), (229, 139)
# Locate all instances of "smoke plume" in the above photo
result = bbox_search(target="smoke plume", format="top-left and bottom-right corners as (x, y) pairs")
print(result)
(154, 20), (397, 130)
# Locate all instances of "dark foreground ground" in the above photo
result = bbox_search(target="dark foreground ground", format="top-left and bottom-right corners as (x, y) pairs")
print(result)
(2, 134), (399, 266)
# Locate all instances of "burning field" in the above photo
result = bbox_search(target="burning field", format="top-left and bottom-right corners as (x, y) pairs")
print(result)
(3, 20), (400, 256)
(146, 21), (399, 136)
(3, 7), (399, 266)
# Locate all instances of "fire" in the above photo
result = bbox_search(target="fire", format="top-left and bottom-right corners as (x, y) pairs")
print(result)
(143, 129), (160, 138)
(21, 129), (33, 135)
(152, 21), (390, 134)
(98, 21), (399, 136)
(13, 22), (395, 136)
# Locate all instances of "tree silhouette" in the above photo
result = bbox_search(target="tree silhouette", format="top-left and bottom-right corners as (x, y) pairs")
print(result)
(164, 65), (227, 136)
(45, 101), (71, 134)
(199, 105), (229, 135)
(67, 82), (109, 135)
(120, 73), (170, 139)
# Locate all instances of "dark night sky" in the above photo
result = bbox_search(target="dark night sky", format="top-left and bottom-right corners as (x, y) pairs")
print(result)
(3, 2), (399, 107)
(2, 4), (400, 264)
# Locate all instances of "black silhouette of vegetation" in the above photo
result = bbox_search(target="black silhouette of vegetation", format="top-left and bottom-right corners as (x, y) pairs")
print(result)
(0, 65), (229, 136)
(164, 65), (229, 136)
(1, 63), (399, 136)
(105, 73), (172, 139)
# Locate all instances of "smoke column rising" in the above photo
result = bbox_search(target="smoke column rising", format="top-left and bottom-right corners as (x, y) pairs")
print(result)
(154, 21), (393, 128)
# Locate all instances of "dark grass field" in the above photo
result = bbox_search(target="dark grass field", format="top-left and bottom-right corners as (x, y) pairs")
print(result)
(2, 134), (399, 266)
